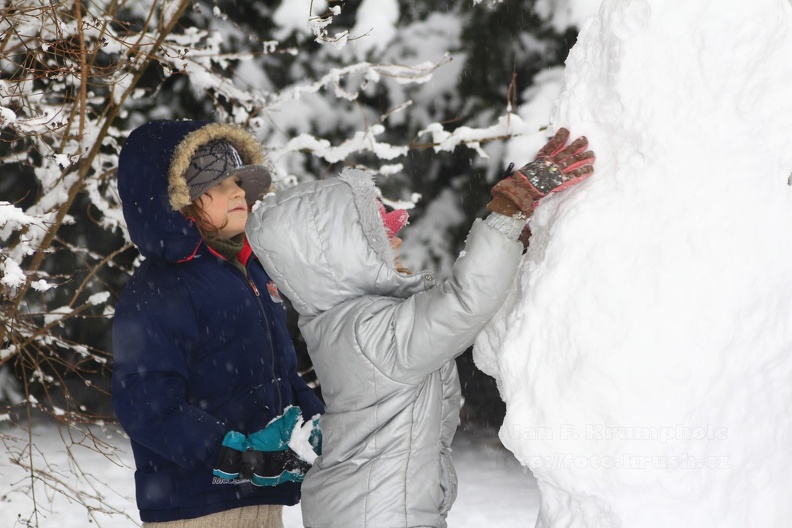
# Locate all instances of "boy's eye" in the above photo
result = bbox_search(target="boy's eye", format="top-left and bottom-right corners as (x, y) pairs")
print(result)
(234, 177), (243, 186)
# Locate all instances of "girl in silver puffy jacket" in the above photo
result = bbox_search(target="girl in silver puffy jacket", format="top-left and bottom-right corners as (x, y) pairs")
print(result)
(245, 129), (595, 527)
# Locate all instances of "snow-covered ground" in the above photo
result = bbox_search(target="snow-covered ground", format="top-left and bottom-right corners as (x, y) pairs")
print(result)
(0, 421), (538, 527)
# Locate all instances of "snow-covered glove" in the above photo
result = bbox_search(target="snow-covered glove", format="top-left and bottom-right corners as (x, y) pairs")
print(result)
(246, 406), (311, 487)
(247, 406), (302, 452)
(247, 449), (311, 487)
(212, 407), (312, 486)
(516, 127), (595, 195)
(487, 128), (595, 218)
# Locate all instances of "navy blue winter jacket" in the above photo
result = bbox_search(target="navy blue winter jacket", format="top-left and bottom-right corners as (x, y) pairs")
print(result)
(111, 120), (324, 523)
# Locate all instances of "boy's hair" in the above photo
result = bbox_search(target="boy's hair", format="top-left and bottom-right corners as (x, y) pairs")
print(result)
(181, 197), (227, 242)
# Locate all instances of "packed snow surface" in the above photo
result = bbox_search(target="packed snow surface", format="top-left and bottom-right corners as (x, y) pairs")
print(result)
(475, 1), (792, 527)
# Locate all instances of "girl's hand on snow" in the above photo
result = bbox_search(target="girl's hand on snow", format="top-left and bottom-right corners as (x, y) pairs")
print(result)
(486, 128), (595, 219)
(516, 127), (596, 196)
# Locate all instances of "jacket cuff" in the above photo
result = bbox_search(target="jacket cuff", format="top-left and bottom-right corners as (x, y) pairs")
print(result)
(484, 213), (527, 240)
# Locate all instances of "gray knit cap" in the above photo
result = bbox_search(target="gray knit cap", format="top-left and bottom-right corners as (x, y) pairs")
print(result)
(185, 139), (272, 205)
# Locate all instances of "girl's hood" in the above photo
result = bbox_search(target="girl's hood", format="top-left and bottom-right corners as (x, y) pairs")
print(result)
(245, 168), (432, 317)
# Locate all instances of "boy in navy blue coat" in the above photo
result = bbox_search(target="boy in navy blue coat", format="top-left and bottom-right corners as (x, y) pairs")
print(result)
(112, 120), (324, 527)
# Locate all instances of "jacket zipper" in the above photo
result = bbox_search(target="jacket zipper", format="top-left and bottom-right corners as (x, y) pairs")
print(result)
(247, 278), (260, 296)
(247, 275), (283, 412)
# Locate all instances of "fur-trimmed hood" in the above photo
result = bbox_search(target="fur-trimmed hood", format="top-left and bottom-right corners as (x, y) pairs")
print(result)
(167, 122), (270, 211)
(245, 168), (431, 317)
(117, 119), (267, 261)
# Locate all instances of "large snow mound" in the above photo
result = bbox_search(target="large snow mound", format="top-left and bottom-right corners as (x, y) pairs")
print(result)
(474, 1), (792, 526)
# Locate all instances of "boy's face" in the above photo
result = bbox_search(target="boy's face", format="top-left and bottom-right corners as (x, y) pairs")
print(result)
(196, 176), (248, 238)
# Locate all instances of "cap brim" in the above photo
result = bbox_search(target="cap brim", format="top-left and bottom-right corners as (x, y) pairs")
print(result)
(228, 165), (273, 205)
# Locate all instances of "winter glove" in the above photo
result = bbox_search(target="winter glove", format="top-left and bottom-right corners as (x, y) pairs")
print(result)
(247, 405), (302, 452)
(247, 406), (311, 487)
(246, 449), (311, 487)
(213, 430), (247, 481)
(487, 128), (596, 218)
(212, 406), (313, 486)
(519, 127), (596, 195)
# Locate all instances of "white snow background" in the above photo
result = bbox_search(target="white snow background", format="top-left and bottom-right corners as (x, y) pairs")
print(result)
(475, 0), (792, 527)
(0, 423), (538, 527)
